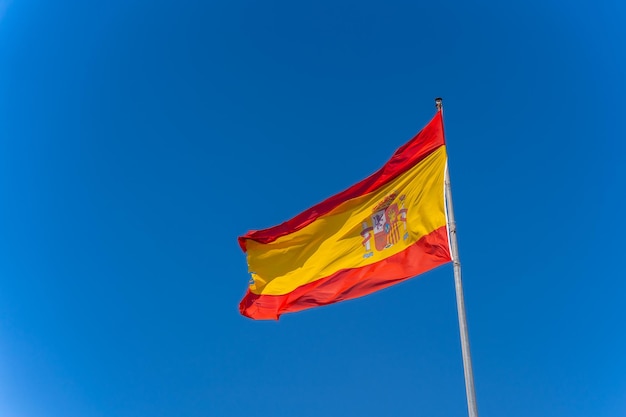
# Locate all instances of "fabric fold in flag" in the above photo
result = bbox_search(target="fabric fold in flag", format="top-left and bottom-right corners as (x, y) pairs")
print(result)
(238, 111), (451, 320)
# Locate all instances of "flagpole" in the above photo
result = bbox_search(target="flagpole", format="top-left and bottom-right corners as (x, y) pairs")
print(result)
(436, 97), (479, 417)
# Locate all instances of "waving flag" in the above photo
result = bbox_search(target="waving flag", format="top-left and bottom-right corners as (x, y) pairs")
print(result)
(238, 111), (451, 320)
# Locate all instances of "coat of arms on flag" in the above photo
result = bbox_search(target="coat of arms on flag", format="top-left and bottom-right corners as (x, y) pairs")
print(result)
(361, 193), (409, 258)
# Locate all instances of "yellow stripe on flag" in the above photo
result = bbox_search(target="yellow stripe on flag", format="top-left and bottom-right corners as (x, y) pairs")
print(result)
(246, 145), (448, 296)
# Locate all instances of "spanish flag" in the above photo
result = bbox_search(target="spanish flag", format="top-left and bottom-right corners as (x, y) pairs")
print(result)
(238, 110), (451, 320)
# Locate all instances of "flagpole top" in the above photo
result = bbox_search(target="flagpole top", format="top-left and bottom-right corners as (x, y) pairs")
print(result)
(435, 97), (443, 111)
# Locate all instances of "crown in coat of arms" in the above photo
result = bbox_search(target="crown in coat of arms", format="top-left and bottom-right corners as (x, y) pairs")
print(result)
(372, 192), (398, 212)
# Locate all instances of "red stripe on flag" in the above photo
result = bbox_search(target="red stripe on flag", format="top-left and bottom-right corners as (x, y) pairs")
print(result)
(239, 225), (451, 320)
(238, 111), (444, 252)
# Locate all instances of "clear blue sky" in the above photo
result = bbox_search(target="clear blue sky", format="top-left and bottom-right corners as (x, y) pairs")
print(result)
(1, 1), (625, 416)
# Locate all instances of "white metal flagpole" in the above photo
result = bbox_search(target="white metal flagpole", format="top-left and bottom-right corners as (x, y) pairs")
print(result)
(436, 97), (479, 417)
